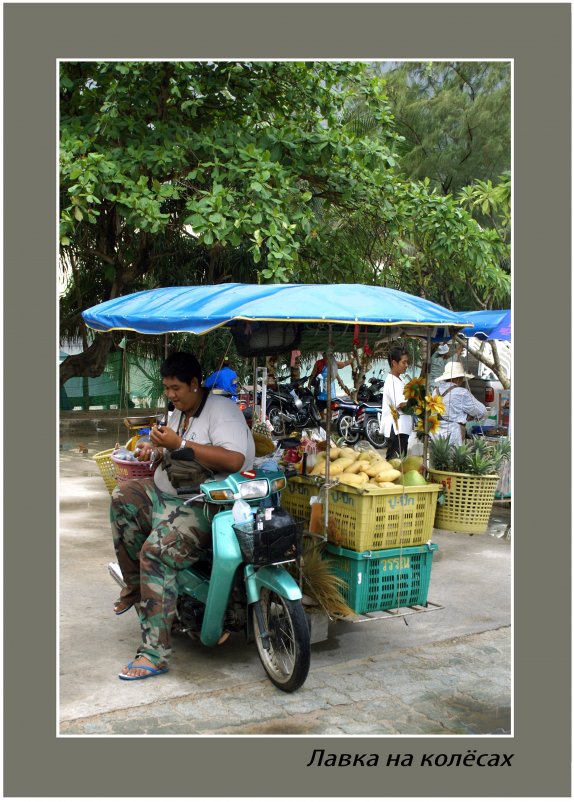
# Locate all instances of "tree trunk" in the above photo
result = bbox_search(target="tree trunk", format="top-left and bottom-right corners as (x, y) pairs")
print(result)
(454, 334), (511, 389)
(59, 333), (114, 384)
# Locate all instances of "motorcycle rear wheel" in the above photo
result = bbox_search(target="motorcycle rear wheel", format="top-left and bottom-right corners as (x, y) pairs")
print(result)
(337, 413), (360, 444)
(252, 588), (310, 693)
(364, 415), (386, 448)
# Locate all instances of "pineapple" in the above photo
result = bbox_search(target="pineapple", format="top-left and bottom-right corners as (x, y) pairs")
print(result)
(470, 436), (490, 459)
(252, 419), (274, 437)
(466, 450), (497, 476)
(489, 437), (511, 472)
(451, 443), (472, 473)
(429, 435), (453, 471)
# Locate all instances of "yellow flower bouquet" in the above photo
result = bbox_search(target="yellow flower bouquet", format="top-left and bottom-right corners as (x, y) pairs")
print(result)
(401, 377), (445, 437)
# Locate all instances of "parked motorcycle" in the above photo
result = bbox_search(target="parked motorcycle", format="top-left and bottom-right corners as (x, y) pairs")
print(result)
(108, 466), (311, 692)
(331, 397), (387, 449)
(357, 402), (387, 448)
(330, 396), (361, 444)
(265, 376), (322, 436)
(357, 370), (385, 403)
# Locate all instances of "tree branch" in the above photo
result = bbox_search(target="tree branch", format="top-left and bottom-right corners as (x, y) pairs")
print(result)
(59, 333), (114, 384)
(454, 334), (510, 388)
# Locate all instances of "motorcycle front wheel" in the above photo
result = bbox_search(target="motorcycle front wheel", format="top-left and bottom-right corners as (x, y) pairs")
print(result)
(252, 588), (311, 693)
(266, 404), (286, 437)
(337, 413), (360, 444)
(364, 415), (386, 448)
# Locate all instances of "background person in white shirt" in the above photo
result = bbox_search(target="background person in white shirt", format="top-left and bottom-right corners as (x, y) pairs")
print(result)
(381, 346), (413, 459)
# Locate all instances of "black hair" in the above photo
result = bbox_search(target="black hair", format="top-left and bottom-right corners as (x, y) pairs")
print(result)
(387, 346), (408, 368)
(160, 351), (203, 385)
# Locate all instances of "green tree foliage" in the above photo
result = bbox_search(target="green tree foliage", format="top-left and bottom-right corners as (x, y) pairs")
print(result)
(379, 61), (510, 196)
(60, 61), (402, 379)
(60, 61), (510, 384)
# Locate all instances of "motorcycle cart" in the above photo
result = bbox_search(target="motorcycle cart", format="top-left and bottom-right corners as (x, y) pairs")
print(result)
(83, 283), (474, 648)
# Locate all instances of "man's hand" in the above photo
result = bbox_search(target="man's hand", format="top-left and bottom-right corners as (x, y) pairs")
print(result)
(134, 443), (154, 462)
(150, 424), (181, 451)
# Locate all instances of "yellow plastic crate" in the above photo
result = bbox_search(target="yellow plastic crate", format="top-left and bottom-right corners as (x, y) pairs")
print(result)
(281, 476), (441, 551)
(94, 448), (117, 495)
(428, 469), (499, 534)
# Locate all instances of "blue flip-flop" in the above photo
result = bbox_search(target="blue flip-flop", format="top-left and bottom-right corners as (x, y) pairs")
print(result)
(118, 660), (169, 681)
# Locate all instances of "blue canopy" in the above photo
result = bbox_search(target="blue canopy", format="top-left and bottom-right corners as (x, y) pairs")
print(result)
(459, 309), (511, 341)
(83, 284), (472, 344)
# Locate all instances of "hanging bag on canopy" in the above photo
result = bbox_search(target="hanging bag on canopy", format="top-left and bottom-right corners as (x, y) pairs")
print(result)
(230, 321), (300, 356)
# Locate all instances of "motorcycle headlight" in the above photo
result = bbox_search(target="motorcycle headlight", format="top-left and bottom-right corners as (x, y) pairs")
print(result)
(239, 479), (270, 499)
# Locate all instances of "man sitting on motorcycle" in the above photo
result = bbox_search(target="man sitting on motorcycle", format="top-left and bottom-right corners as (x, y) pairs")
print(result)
(111, 351), (255, 681)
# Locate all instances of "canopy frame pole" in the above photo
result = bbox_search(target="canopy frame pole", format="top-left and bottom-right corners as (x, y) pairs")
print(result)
(261, 366), (268, 422)
(322, 324), (334, 539)
(163, 333), (170, 421)
(422, 329), (431, 472)
(252, 358), (257, 416)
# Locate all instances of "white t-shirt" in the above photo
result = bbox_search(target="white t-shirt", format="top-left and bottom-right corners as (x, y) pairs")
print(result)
(380, 373), (413, 437)
(154, 392), (256, 496)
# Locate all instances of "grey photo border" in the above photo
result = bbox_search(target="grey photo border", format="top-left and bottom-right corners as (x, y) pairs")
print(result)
(4, 2), (570, 798)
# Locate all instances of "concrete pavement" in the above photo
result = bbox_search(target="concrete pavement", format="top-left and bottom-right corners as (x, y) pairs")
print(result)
(59, 425), (511, 736)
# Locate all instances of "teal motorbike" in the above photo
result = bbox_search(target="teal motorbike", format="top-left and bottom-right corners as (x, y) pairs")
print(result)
(109, 467), (311, 692)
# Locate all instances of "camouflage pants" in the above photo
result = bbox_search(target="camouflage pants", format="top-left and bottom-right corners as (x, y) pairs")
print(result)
(110, 477), (211, 668)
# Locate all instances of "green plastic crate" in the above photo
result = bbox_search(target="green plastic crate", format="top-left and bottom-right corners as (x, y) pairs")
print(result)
(325, 542), (438, 614)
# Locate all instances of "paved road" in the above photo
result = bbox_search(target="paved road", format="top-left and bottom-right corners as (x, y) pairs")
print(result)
(60, 627), (509, 735)
(59, 434), (511, 736)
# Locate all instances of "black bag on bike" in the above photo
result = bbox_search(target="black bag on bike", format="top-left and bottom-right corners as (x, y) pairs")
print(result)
(162, 447), (214, 493)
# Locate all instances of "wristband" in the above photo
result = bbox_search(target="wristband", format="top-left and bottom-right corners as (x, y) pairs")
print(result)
(180, 438), (187, 449)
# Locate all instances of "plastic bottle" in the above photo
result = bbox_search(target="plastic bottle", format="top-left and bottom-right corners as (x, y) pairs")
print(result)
(255, 507), (265, 531)
(232, 495), (254, 525)
(309, 493), (325, 535)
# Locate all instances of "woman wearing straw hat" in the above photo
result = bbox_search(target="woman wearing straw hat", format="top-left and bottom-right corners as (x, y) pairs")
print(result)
(433, 362), (487, 445)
